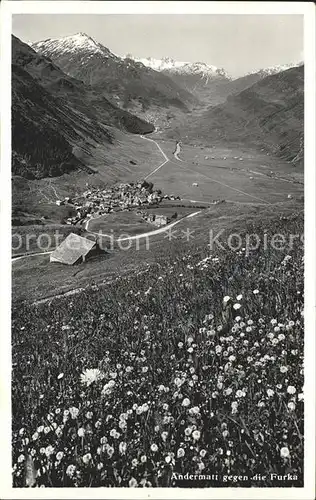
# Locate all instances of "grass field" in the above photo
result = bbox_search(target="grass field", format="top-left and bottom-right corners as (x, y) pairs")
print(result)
(12, 199), (303, 304)
(88, 211), (154, 237)
(87, 205), (204, 238)
(146, 139), (303, 205)
(12, 210), (304, 487)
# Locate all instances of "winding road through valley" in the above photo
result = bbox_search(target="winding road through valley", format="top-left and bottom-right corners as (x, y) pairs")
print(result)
(12, 137), (202, 263)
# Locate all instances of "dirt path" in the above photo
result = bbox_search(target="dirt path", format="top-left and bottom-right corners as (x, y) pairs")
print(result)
(12, 251), (52, 263)
(85, 210), (202, 240)
(140, 135), (170, 180)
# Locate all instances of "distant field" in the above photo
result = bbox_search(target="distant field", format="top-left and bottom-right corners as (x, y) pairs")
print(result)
(88, 211), (154, 237)
(148, 139), (303, 204)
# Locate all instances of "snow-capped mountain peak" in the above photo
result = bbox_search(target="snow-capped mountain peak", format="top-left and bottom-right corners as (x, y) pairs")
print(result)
(124, 55), (231, 80)
(31, 32), (116, 59)
(246, 62), (303, 77)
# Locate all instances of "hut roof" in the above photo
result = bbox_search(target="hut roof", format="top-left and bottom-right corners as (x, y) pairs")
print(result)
(50, 233), (96, 265)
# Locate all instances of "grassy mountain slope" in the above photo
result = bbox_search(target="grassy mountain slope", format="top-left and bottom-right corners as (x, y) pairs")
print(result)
(12, 35), (156, 181)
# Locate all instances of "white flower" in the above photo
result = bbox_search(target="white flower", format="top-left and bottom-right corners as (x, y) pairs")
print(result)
(287, 385), (296, 394)
(66, 464), (76, 477)
(188, 406), (200, 416)
(192, 430), (201, 441)
(77, 428), (85, 437)
(45, 445), (54, 457)
(236, 294), (243, 301)
(102, 379), (115, 395)
(184, 427), (193, 436)
(298, 393), (304, 401)
(141, 455), (147, 463)
(150, 443), (158, 452)
(280, 366), (288, 373)
(253, 289), (259, 294)
(233, 303), (241, 310)
(56, 451), (64, 461)
(82, 453), (91, 464)
(80, 368), (104, 386)
(280, 447), (290, 458)
(57, 373), (64, 380)
(69, 406), (79, 419)
(236, 390), (244, 398)
(182, 398), (190, 407)
(177, 448), (185, 458)
(55, 426), (63, 438)
(288, 402), (296, 411)
(224, 388), (233, 396)
(223, 296), (231, 303)
(129, 477), (138, 487)
(165, 455), (172, 463)
(267, 389), (275, 397)
(174, 377), (182, 387)
(32, 432), (39, 441)
(161, 431), (168, 442)
(17, 454), (25, 463)
(107, 446), (114, 458)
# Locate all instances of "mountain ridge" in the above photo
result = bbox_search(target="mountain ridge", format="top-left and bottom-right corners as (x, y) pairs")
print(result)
(30, 33), (197, 112)
(168, 65), (304, 166)
(12, 35), (155, 181)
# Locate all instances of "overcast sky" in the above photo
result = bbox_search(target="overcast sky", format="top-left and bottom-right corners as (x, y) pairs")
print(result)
(12, 14), (303, 77)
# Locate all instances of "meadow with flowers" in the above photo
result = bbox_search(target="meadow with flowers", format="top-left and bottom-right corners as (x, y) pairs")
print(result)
(12, 211), (304, 488)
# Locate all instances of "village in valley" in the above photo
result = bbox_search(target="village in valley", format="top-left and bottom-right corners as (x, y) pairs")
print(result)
(55, 180), (182, 228)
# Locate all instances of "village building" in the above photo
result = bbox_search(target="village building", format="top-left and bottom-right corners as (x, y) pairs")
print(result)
(50, 233), (99, 265)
